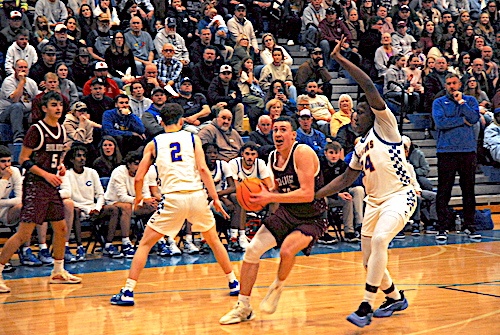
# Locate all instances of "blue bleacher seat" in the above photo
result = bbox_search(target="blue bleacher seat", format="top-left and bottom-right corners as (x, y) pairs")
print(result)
(0, 123), (13, 143)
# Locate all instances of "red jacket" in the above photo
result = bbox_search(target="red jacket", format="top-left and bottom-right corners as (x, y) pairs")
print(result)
(82, 77), (121, 99)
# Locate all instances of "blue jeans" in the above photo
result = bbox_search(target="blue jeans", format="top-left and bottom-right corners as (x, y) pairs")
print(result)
(0, 102), (29, 140)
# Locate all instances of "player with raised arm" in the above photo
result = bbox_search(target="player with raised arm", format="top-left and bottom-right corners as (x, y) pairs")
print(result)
(110, 103), (240, 306)
(315, 37), (417, 328)
(219, 115), (328, 324)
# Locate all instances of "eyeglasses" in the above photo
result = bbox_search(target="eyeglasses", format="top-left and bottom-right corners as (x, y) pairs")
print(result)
(221, 71), (232, 75)
(163, 49), (175, 52)
(298, 103), (309, 106)
(77, 109), (89, 113)
(240, 38), (249, 41)
(0, 159), (11, 163)
(468, 79), (477, 82)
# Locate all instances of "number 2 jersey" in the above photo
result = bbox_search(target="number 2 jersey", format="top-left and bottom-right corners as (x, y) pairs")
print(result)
(153, 130), (204, 194)
(349, 106), (414, 203)
(23, 120), (66, 183)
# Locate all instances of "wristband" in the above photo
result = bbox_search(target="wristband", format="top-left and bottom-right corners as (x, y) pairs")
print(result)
(21, 159), (36, 171)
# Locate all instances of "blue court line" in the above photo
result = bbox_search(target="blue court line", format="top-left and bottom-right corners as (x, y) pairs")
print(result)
(1, 282), (498, 306)
(3, 230), (500, 281)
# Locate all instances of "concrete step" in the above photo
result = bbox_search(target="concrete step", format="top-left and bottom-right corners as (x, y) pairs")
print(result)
(450, 183), (500, 197)
(449, 194), (500, 206)
(428, 174), (491, 186)
(331, 85), (358, 93)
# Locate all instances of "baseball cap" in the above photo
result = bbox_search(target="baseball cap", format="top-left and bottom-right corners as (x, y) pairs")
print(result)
(399, 5), (410, 11)
(9, 10), (22, 20)
(151, 87), (166, 95)
(77, 47), (90, 57)
(236, 4), (246, 10)
(397, 20), (407, 27)
(42, 44), (57, 54)
(180, 77), (192, 85)
(326, 7), (337, 15)
(94, 61), (108, 70)
(402, 135), (411, 148)
(71, 102), (88, 111)
(98, 12), (111, 21)
(311, 47), (322, 54)
(220, 64), (232, 73)
(91, 77), (106, 86)
(54, 24), (67, 33)
(299, 109), (312, 117)
(165, 17), (176, 27)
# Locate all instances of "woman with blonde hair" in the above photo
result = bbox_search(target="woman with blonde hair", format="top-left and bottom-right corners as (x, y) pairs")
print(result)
(63, 102), (101, 162)
(330, 94), (353, 137)
(34, 15), (53, 48)
(260, 33), (293, 66)
(265, 98), (284, 121)
(230, 34), (258, 74)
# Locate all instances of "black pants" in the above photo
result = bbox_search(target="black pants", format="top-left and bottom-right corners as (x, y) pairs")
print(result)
(436, 152), (476, 231)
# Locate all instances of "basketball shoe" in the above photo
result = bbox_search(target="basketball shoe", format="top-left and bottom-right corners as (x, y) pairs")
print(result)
(229, 279), (240, 296)
(346, 301), (373, 328)
(260, 281), (283, 314)
(110, 288), (134, 306)
(0, 275), (10, 293)
(219, 301), (255, 324)
(373, 290), (408, 317)
(49, 270), (82, 284)
(183, 240), (200, 254)
(238, 235), (250, 251)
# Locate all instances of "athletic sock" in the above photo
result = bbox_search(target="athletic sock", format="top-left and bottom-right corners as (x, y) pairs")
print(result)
(39, 243), (48, 250)
(124, 278), (137, 291)
(185, 234), (193, 242)
(238, 294), (251, 306)
(387, 288), (401, 300)
(226, 271), (237, 283)
(105, 243), (112, 248)
(121, 237), (131, 245)
(238, 230), (246, 238)
(65, 242), (69, 247)
(167, 236), (176, 244)
(362, 283), (378, 308)
(230, 229), (238, 239)
(53, 259), (64, 273)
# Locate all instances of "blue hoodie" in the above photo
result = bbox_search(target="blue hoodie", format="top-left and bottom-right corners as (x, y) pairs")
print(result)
(102, 108), (145, 137)
(432, 94), (480, 153)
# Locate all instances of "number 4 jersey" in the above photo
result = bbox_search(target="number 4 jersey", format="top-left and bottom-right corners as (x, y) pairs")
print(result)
(153, 130), (204, 194)
(349, 107), (414, 203)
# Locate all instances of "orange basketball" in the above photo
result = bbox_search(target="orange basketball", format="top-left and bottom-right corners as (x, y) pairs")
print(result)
(236, 178), (265, 212)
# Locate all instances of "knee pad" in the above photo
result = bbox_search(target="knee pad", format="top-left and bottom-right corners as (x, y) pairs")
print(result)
(243, 241), (264, 264)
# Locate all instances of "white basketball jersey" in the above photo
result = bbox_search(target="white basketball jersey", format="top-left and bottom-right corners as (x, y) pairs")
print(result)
(350, 108), (413, 202)
(210, 160), (234, 192)
(153, 130), (204, 193)
(228, 157), (270, 182)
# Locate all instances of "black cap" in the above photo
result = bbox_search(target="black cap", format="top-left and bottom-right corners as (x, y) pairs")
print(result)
(91, 77), (106, 86)
(326, 7), (337, 15)
(151, 87), (166, 95)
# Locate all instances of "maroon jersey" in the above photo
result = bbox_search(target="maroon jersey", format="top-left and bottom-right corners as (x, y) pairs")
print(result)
(23, 120), (66, 182)
(269, 142), (327, 218)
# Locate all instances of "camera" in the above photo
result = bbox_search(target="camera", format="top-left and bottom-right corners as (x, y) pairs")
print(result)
(277, 88), (284, 94)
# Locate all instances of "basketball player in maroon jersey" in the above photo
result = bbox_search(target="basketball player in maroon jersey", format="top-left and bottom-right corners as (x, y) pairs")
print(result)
(0, 91), (81, 293)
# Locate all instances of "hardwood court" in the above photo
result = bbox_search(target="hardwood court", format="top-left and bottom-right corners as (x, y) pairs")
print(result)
(0, 239), (498, 335)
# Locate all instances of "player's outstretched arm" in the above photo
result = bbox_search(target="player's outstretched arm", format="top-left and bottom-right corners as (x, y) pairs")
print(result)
(315, 167), (361, 199)
(330, 36), (385, 111)
(194, 135), (229, 219)
(134, 141), (155, 209)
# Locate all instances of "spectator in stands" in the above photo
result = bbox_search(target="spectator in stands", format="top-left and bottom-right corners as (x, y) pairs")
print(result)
(199, 108), (244, 161)
(229, 33), (258, 73)
(165, 0), (196, 44)
(128, 82), (152, 119)
(208, 64), (245, 135)
(93, 0), (120, 27)
(30, 72), (71, 124)
(484, 108), (500, 163)
(301, 0), (326, 51)
(474, 12), (495, 47)
(422, 56), (436, 77)
(319, 7), (351, 72)
(330, 94), (353, 137)
(264, 79), (296, 116)
(82, 61), (121, 99)
(192, 46), (218, 97)
(259, 48), (296, 100)
(481, 46), (498, 88)
(237, 57), (265, 130)
(103, 31), (137, 88)
(141, 87), (166, 140)
(249, 114), (274, 160)
(335, 111), (359, 154)
(154, 42), (183, 87)
(345, 8), (365, 52)
(295, 47), (333, 99)
(384, 54), (420, 116)
(453, 52), (471, 78)
(35, 0), (68, 28)
(136, 63), (166, 98)
(227, 4), (259, 54)
(416, 0), (442, 26)
(468, 35), (486, 61)
(171, 77), (213, 133)
(0, 59), (39, 143)
(260, 33), (293, 67)
(390, 2), (421, 35)
(65, 16), (84, 47)
(81, 77), (115, 126)
(77, 4), (96, 41)
(296, 108), (327, 157)
(5, 30), (37, 76)
(102, 94), (146, 155)
(104, 151), (157, 258)
(458, 24), (475, 53)
(432, 73), (481, 241)
(0, 2), (31, 34)
(301, 80), (334, 135)
(93, 135), (122, 178)
(86, 13), (114, 63)
(153, 17), (190, 67)
(191, 28), (226, 67)
(374, 32), (395, 79)
(29, 45), (58, 88)
(358, 16), (382, 81)
(391, 20), (417, 57)
(124, 16), (154, 75)
(33, 15), (53, 47)
(72, 46), (92, 90)
(403, 135), (433, 191)
(463, 76), (491, 115)
(266, 98), (284, 121)
(0, 11), (29, 56)
(377, 5), (394, 34)
(47, 23), (78, 67)
(63, 101), (101, 158)
(463, 58), (495, 99)
(423, 57), (451, 113)
(55, 63), (77, 105)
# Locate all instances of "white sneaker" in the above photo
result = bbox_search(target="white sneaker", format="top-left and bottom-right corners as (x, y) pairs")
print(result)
(0, 277), (11, 293)
(287, 39), (295, 46)
(183, 241), (199, 254)
(168, 242), (182, 256)
(219, 301), (255, 324)
(49, 270), (82, 284)
(260, 282), (283, 314)
(238, 235), (250, 251)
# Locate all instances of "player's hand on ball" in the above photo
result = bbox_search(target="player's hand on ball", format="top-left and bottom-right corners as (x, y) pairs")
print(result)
(57, 164), (66, 176)
(249, 184), (271, 207)
(213, 199), (230, 219)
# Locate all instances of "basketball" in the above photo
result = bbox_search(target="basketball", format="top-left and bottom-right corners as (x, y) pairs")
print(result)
(236, 178), (265, 212)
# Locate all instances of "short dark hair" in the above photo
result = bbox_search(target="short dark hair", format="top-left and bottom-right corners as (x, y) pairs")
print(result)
(274, 116), (297, 130)
(0, 145), (11, 158)
(41, 91), (63, 108)
(114, 94), (129, 104)
(203, 142), (219, 153)
(239, 141), (259, 155)
(124, 150), (143, 165)
(160, 103), (184, 125)
(325, 141), (342, 152)
(271, 47), (283, 57)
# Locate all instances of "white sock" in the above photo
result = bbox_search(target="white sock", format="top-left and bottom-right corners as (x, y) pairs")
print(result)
(53, 259), (64, 273)
(239, 230), (246, 238)
(185, 234), (193, 242)
(122, 237), (131, 245)
(65, 242), (69, 247)
(105, 243), (112, 248)
(226, 271), (237, 283)
(230, 229), (238, 239)
(238, 294), (251, 306)
(363, 290), (377, 308)
(39, 243), (48, 250)
(124, 278), (137, 291)
(167, 236), (175, 244)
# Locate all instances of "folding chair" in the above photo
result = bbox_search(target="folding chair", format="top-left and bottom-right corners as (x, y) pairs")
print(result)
(327, 206), (343, 242)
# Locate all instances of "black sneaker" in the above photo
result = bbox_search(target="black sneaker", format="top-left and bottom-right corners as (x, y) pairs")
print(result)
(2, 263), (15, 273)
(435, 231), (447, 241)
(394, 231), (405, 240)
(373, 290), (408, 318)
(344, 232), (361, 243)
(318, 233), (338, 244)
(463, 228), (481, 240)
